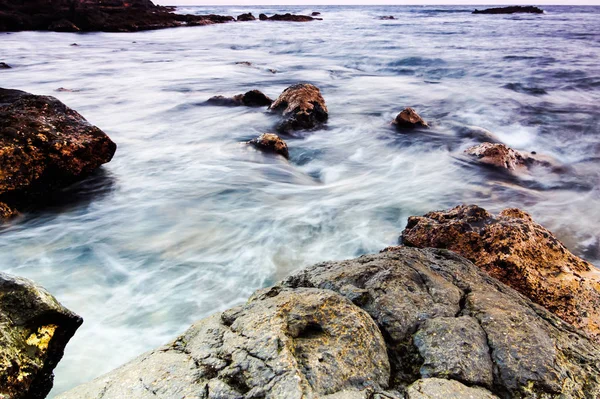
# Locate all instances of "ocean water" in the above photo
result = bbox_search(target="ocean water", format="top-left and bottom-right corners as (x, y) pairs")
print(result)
(0, 5), (599, 396)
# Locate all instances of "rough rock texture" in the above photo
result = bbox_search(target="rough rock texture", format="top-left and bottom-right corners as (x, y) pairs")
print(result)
(207, 90), (273, 107)
(269, 84), (328, 133)
(0, 0), (235, 32)
(60, 247), (600, 399)
(58, 288), (390, 399)
(261, 13), (315, 22)
(237, 13), (255, 21)
(248, 133), (289, 159)
(464, 142), (555, 171)
(0, 201), (18, 219)
(473, 6), (544, 14)
(392, 108), (428, 129)
(0, 88), (116, 216)
(0, 272), (82, 399)
(401, 204), (600, 343)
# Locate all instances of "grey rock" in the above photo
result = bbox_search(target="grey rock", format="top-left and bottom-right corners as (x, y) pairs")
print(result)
(406, 378), (499, 399)
(0, 272), (82, 399)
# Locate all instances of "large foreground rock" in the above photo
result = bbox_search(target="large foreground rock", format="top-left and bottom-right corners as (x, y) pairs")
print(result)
(0, 88), (116, 218)
(269, 84), (328, 133)
(401, 204), (600, 343)
(58, 247), (600, 398)
(1, 272), (82, 399)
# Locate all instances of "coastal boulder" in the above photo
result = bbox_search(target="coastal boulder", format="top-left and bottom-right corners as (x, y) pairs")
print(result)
(473, 6), (544, 14)
(401, 204), (600, 342)
(392, 107), (428, 129)
(0, 272), (82, 399)
(237, 13), (256, 21)
(259, 13), (268, 21)
(0, 88), (116, 217)
(464, 142), (552, 171)
(261, 13), (315, 22)
(248, 133), (289, 159)
(207, 90), (273, 107)
(58, 288), (390, 399)
(269, 83), (328, 133)
(0, 62), (11, 69)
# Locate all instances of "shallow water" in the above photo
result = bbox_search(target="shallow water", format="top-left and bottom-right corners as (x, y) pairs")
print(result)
(0, 5), (599, 396)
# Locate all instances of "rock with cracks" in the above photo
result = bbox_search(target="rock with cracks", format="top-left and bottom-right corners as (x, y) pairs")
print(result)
(248, 133), (289, 159)
(269, 83), (328, 133)
(0, 272), (82, 399)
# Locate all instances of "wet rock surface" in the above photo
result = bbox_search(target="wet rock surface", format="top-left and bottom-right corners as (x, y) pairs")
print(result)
(473, 6), (544, 14)
(401, 204), (600, 342)
(261, 13), (316, 22)
(59, 247), (600, 398)
(0, 0), (235, 32)
(464, 142), (552, 171)
(248, 133), (289, 159)
(269, 83), (328, 133)
(0, 272), (82, 399)
(0, 88), (116, 217)
(392, 108), (428, 129)
(0, 62), (12, 69)
(207, 90), (273, 107)
(236, 13), (256, 21)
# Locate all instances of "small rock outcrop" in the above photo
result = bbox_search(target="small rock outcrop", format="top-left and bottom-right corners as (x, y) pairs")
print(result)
(1, 272), (82, 399)
(58, 247), (600, 398)
(259, 13), (268, 21)
(0, 88), (116, 218)
(473, 6), (544, 14)
(248, 133), (289, 159)
(269, 83), (328, 133)
(401, 204), (600, 342)
(379, 16), (396, 20)
(311, 12), (321, 16)
(207, 90), (273, 107)
(237, 13), (256, 21)
(392, 107), (428, 129)
(260, 13), (315, 22)
(0, 62), (12, 69)
(464, 142), (552, 171)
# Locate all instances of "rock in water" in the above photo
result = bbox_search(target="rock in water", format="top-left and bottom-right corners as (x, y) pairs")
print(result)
(473, 6), (544, 14)
(464, 142), (537, 170)
(269, 83), (328, 133)
(0, 88), (116, 217)
(47, 18), (80, 32)
(266, 14), (315, 22)
(0, 272), (82, 399)
(248, 133), (289, 159)
(237, 13), (256, 21)
(259, 13), (268, 21)
(401, 204), (600, 342)
(58, 247), (600, 398)
(0, 62), (11, 69)
(392, 107), (428, 129)
(207, 90), (272, 107)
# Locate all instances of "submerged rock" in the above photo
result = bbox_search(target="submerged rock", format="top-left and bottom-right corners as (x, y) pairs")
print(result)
(269, 83), (328, 133)
(207, 90), (273, 107)
(464, 142), (553, 171)
(473, 6), (544, 14)
(392, 107), (428, 129)
(58, 247), (600, 398)
(0, 272), (82, 399)
(237, 13), (256, 21)
(401, 204), (600, 342)
(248, 133), (289, 159)
(0, 88), (116, 217)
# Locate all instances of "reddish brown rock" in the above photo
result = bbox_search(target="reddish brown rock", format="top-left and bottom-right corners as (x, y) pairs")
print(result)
(248, 133), (289, 159)
(269, 83), (328, 133)
(392, 107), (428, 129)
(0, 202), (18, 219)
(207, 90), (272, 107)
(464, 142), (557, 172)
(400, 204), (600, 342)
(0, 88), (116, 217)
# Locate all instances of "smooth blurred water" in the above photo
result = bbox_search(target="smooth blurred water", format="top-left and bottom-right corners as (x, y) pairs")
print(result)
(0, 5), (599, 396)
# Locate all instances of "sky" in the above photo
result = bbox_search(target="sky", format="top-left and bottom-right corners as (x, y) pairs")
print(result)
(163, 0), (600, 5)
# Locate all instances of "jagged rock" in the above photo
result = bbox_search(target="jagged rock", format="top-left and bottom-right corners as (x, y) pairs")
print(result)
(0, 272), (82, 399)
(406, 378), (499, 399)
(0, 62), (11, 69)
(248, 133), (289, 159)
(207, 90), (272, 107)
(392, 107), (428, 129)
(269, 83), (328, 133)
(0, 88), (116, 217)
(401, 204), (600, 343)
(473, 6), (544, 14)
(0, 201), (18, 219)
(48, 18), (80, 32)
(57, 288), (389, 399)
(464, 142), (537, 170)
(237, 13), (256, 21)
(260, 13), (315, 22)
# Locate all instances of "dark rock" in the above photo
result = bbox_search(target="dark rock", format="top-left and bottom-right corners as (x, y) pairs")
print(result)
(401, 204), (600, 342)
(0, 62), (11, 69)
(55, 87), (79, 92)
(0, 0), (235, 32)
(379, 16), (396, 20)
(47, 18), (80, 32)
(473, 6), (544, 14)
(259, 13), (268, 21)
(248, 133), (289, 159)
(236, 13), (255, 21)
(207, 90), (272, 107)
(69, 43), (78, 46)
(261, 13), (315, 22)
(311, 12), (321, 16)
(392, 107), (428, 129)
(0, 272), (82, 399)
(0, 88), (116, 217)
(464, 142), (555, 171)
(269, 83), (328, 133)
(59, 247), (600, 398)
